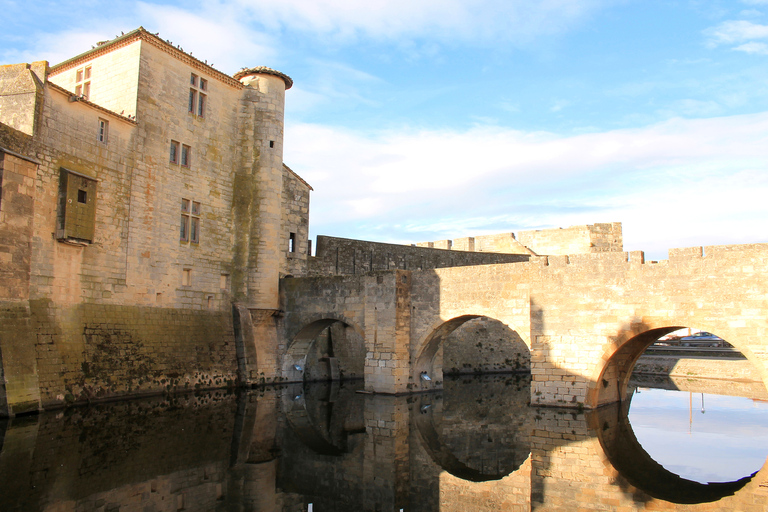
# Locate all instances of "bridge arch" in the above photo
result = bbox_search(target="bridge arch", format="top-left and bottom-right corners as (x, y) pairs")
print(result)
(414, 315), (530, 391)
(587, 321), (768, 409)
(283, 315), (365, 383)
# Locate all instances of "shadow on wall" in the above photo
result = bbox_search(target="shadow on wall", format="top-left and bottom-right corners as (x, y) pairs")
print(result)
(439, 317), (531, 376)
(414, 316), (531, 392)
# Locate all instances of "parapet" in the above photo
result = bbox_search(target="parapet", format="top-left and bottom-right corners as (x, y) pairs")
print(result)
(415, 222), (623, 257)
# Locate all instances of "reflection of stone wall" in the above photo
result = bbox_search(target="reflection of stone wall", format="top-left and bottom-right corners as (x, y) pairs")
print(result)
(0, 392), (237, 511)
(439, 375), (533, 475)
(441, 317), (531, 374)
(633, 355), (763, 383)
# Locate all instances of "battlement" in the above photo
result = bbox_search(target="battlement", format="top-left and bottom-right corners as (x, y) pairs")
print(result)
(528, 242), (768, 270)
(308, 236), (530, 276)
(416, 222), (623, 257)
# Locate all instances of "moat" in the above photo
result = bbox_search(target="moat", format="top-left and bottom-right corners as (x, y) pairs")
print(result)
(1, 373), (766, 511)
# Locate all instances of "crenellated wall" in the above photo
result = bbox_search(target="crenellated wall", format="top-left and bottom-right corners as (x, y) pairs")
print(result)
(416, 222), (623, 256)
(308, 235), (529, 277)
(283, 242), (768, 406)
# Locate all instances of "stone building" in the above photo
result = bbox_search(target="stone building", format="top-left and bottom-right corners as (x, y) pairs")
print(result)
(0, 27), (311, 416)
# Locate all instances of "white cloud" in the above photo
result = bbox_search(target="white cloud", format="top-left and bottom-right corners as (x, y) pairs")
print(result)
(230, 0), (608, 44)
(734, 41), (768, 54)
(286, 113), (768, 260)
(2, 2), (279, 75)
(706, 20), (768, 46)
(135, 2), (277, 73)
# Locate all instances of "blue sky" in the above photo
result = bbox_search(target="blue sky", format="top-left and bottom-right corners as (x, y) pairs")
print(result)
(2, 0), (767, 259)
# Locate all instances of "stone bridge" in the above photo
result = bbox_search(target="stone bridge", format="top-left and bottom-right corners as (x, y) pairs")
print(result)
(281, 243), (768, 409)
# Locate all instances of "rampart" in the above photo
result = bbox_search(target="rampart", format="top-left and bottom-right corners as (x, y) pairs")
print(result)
(308, 235), (530, 276)
(416, 222), (623, 256)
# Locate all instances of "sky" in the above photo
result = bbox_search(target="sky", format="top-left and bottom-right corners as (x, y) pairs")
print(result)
(2, 0), (767, 260)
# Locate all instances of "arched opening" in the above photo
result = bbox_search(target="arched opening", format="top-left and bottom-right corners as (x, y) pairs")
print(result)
(591, 325), (768, 501)
(283, 318), (365, 383)
(414, 315), (530, 391)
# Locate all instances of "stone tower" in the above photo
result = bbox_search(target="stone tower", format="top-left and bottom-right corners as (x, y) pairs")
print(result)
(232, 66), (293, 311)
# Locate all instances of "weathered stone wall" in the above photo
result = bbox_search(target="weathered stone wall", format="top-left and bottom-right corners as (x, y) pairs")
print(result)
(309, 235), (529, 277)
(440, 317), (531, 375)
(0, 148), (38, 300)
(633, 355), (763, 383)
(0, 62), (46, 135)
(0, 30), (311, 414)
(517, 222), (622, 255)
(419, 243), (768, 408)
(29, 300), (237, 408)
(287, 242), (768, 405)
(48, 38), (142, 118)
(417, 222), (623, 256)
(280, 165), (311, 278)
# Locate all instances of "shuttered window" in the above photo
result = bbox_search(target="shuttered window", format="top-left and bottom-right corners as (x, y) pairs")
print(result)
(57, 169), (97, 243)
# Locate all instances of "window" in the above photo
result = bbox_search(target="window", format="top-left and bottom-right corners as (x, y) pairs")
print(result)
(57, 169), (97, 243)
(170, 140), (180, 163)
(97, 118), (108, 144)
(289, 232), (296, 253)
(180, 198), (201, 243)
(220, 274), (229, 290)
(181, 144), (191, 167)
(188, 73), (207, 118)
(75, 65), (92, 100)
(182, 269), (191, 287)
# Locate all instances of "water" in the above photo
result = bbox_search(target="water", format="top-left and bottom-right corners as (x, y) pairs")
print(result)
(628, 387), (768, 484)
(0, 374), (766, 511)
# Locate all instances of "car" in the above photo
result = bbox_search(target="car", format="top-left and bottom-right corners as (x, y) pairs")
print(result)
(680, 332), (724, 347)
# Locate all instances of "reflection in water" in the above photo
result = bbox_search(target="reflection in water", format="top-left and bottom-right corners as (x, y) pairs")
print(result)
(0, 377), (767, 511)
(628, 386), (768, 484)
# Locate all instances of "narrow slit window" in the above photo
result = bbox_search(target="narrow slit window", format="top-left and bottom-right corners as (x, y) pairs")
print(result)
(97, 118), (108, 143)
(289, 232), (296, 253)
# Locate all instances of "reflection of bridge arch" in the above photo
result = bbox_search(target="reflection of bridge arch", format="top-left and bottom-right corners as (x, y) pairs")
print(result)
(414, 315), (530, 391)
(283, 316), (365, 383)
(281, 382), (366, 456)
(414, 390), (531, 482)
(588, 322), (768, 409)
(592, 401), (758, 504)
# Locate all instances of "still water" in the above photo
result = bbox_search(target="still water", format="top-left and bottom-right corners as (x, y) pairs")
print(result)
(0, 374), (766, 511)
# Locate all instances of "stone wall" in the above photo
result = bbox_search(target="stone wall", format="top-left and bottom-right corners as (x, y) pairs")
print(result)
(0, 148), (38, 300)
(280, 165), (311, 278)
(0, 62), (46, 136)
(0, 29), (312, 415)
(308, 235), (529, 277)
(440, 316), (531, 375)
(417, 222), (623, 256)
(30, 300), (237, 408)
